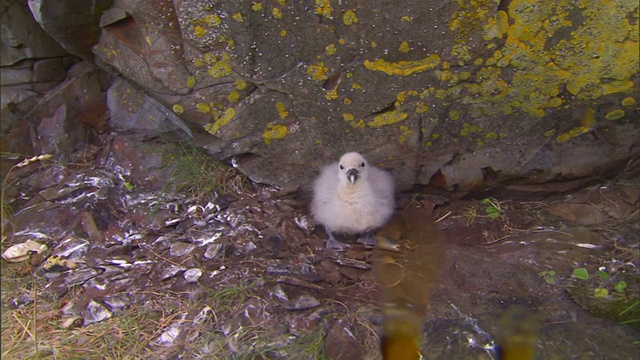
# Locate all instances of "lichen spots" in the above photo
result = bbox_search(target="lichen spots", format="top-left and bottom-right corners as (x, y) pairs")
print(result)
(280, 29), (288, 36)
(368, 110), (408, 127)
(483, 10), (509, 40)
(621, 97), (636, 107)
(399, 41), (411, 53)
(228, 91), (240, 103)
(232, 13), (243, 22)
(194, 26), (206, 38)
(364, 55), (441, 76)
(263, 124), (288, 144)
(325, 43), (337, 55)
(251, 2), (263, 11)
(234, 79), (248, 90)
(204, 14), (221, 27)
(343, 113), (354, 122)
(307, 62), (329, 81)
(186, 76), (196, 89)
(449, 110), (461, 121)
(172, 104), (184, 115)
(460, 122), (483, 136)
(415, 101), (429, 113)
(204, 108), (236, 136)
(325, 89), (338, 100)
(556, 126), (590, 143)
(343, 10), (358, 25)
(197, 102), (211, 113)
(399, 125), (414, 144)
(276, 102), (289, 120)
(605, 109), (625, 121)
(315, 0), (333, 19)
(272, 8), (283, 19)
(208, 61), (232, 78)
(401, 16), (413, 22)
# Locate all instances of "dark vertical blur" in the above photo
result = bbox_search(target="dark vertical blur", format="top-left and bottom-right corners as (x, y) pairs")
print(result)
(374, 201), (444, 360)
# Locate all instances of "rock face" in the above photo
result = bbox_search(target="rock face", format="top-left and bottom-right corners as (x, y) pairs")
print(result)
(3, 0), (640, 194)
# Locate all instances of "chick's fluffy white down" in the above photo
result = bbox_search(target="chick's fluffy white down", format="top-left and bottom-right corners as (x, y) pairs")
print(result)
(311, 154), (395, 235)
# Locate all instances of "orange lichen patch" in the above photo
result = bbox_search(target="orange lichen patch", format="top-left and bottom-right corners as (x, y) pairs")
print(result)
(307, 62), (329, 81)
(368, 110), (408, 127)
(315, 0), (333, 19)
(263, 124), (288, 144)
(276, 102), (289, 120)
(204, 108), (235, 136)
(343, 10), (358, 25)
(605, 109), (625, 120)
(364, 55), (441, 76)
(556, 126), (590, 143)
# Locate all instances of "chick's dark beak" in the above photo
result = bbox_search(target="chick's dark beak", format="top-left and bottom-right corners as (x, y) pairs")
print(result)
(347, 168), (359, 184)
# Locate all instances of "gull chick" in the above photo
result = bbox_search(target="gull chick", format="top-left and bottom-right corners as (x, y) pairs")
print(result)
(311, 152), (395, 249)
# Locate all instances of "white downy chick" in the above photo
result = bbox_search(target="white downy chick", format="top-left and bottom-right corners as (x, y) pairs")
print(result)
(311, 152), (395, 249)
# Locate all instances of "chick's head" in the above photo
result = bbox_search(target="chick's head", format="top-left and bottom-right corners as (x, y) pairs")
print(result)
(338, 152), (368, 185)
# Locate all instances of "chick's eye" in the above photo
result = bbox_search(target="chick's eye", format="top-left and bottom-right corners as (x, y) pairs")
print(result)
(361, 162), (365, 167)
(339, 165), (344, 170)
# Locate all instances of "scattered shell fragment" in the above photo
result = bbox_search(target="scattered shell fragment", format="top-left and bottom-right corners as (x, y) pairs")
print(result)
(184, 268), (203, 283)
(2, 240), (48, 262)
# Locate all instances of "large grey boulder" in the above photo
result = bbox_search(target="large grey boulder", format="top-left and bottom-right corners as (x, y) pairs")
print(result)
(73, 1), (640, 193)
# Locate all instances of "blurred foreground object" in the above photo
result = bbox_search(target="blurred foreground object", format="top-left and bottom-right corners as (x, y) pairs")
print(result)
(498, 306), (540, 360)
(374, 200), (444, 360)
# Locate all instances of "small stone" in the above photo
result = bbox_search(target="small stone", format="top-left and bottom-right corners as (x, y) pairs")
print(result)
(159, 264), (185, 280)
(184, 268), (203, 283)
(285, 294), (321, 310)
(170, 242), (196, 257)
(204, 243), (224, 259)
(83, 300), (112, 326)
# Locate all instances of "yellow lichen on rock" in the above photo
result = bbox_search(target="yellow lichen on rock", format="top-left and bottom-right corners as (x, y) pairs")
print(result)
(364, 55), (441, 76)
(205, 108), (236, 136)
(368, 110), (408, 127)
(315, 0), (333, 19)
(208, 61), (233, 78)
(307, 62), (329, 81)
(263, 124), (288, 144)
(276, 102), (289, 120)
(621, 97), (636, 107)
(172, 104), (184, 115)
(343, 10), (358, 25)
(605, 109), (625, 121)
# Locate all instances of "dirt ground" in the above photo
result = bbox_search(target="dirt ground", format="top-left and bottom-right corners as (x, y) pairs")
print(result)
(1, 138), (639, 359)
